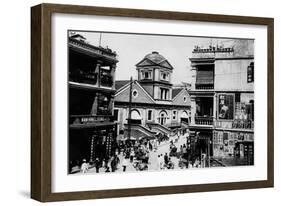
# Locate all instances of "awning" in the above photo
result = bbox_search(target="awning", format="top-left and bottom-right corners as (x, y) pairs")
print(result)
(196, 69), (214, 85)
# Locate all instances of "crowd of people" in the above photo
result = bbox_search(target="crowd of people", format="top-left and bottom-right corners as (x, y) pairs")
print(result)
(75, 130), (208, 174)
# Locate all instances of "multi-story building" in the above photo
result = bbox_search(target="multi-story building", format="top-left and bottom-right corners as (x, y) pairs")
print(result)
(114, 51), (191, 141)
(188, 40), (254, 166)
(68, 33), (118, 171)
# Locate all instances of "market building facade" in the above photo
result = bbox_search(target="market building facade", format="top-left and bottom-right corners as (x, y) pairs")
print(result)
(68, 33), (118, 172)
(188, 40), (254, 166)
(114, 51), (191, 142)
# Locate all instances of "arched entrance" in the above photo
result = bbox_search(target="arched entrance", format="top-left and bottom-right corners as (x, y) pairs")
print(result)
(181, 111), (190, 124)
(129, 109), (142, 124)
(158, 110), (168, 125)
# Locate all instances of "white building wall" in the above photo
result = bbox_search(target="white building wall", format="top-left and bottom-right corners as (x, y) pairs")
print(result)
(215, 59), (254, 91)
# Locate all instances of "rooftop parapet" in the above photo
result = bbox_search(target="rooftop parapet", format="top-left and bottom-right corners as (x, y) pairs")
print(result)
(191, 45), (234, 59)
(69, 34), (118, 63)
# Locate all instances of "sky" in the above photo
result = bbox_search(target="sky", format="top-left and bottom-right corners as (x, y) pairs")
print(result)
(73, 31), (240, 84)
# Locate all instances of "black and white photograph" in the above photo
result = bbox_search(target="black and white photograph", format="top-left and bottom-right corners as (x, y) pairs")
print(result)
(68, 31), (254, 175)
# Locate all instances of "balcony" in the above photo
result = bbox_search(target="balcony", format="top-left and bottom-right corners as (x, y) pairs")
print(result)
(100, 74), (113, 87)
(97, 108), (113, 116)
(195, 116), (213, 125)
(232, 119), (254, 129)
(69, 70), (98, 85)
(69, 38), (118, 63)
(214, 119), (254, 131)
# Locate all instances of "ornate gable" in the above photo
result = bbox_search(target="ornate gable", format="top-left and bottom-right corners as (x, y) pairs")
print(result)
(159, 60), (173, 69)
(115, 81), (155, 104)
(172, 89), (191, 106)
(136, 58), (156, 67)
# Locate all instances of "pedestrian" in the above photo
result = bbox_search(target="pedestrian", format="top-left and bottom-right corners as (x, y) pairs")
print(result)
(179, 145), (184, 157)
(130, 149), (135, 163)
(183, 144), (187, 154)
(164, 153), (169, 165)
(157, 155), (162, 170)
(110, 157), (117, 172)
(149, 141), (153, 151)
(122, 158), (129, 172)
(160, 154), (164, 169)
(94, 158), (100, 173)
(80, 159), (88, 173)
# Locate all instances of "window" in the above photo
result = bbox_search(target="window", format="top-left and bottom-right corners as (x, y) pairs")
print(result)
(147, 110), (152, 121)
(132, 89), (138, 98)
(160, 88), (169, 100)
(160, 72), (169, 81)
(195, 65), (214, 89)
(183, 96), (187, 102)
(142, 70), (152, 79)
(247, 62), (254, 83)
(172, 111), (177, 120)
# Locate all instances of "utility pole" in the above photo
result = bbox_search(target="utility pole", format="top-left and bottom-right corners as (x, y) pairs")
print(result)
(99, 33), (102, 47)
(127, 77), (133, 143)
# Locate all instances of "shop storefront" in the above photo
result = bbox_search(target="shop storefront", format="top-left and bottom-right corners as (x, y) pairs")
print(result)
(213, 130), (254, 165)
(69, 123), (117, 171)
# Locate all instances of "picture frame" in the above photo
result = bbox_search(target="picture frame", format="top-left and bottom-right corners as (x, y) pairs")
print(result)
(31, 3), (274, 202)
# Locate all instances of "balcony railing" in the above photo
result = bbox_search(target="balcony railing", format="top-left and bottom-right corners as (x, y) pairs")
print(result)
(69, 70), (114, 88)
(232, 120), (254, 129)
(195, 116), (213, 125)
(214, 120), (254, 130)
(69, 115), (113, 125)
(69, 70), (98, 85)
(195, 84), (214, 90)
(97, 108), (113, 116)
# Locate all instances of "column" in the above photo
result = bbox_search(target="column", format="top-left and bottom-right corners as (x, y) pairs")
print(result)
(213, 93), (217, 126)
(95, 60), (102, 87)
(108, 95), (114, 115)
(111, 64), (116, 89)
(190, 66), (197, 90)
(190, 96), (196, 125)
(91, 94), (99, 115)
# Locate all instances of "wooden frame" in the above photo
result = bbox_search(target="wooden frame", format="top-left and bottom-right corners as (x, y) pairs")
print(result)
(31, 3), (274, 202)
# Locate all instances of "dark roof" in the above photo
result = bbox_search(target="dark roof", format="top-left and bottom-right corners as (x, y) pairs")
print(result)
(172, 88), (183, 99)
(70, 34), (86, 40)
(144, 51), (166, 64)
(115, 80), (130, 91)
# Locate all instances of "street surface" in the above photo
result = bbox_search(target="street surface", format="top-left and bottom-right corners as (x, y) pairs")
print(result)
(74, 133), (188, 174)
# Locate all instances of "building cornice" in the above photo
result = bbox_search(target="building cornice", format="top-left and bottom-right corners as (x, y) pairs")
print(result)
(114, 101), (191, 110)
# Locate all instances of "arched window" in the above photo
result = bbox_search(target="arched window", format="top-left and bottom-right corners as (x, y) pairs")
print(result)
(181, 111), (190, 124)
(128, 109), (142, 124)
(131, 110), (142, 120)
(158, 110), (168, 125)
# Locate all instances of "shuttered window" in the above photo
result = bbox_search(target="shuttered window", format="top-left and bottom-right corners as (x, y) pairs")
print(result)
(196, 69), (214, 85)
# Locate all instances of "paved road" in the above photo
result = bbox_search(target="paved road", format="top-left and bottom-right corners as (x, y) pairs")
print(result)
(75, 134), (188, 174)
